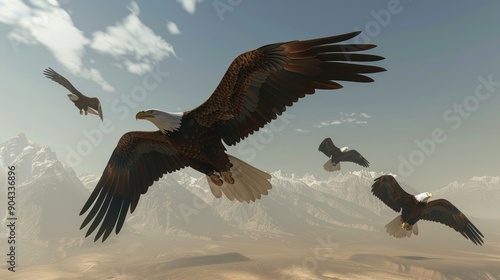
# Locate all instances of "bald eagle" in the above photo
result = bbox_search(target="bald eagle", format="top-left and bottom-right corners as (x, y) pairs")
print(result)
(318, 137), (369, 171)
(43, 67), (103, 121)
(371, 175), (484, 245)
(80, 31), (386, 242)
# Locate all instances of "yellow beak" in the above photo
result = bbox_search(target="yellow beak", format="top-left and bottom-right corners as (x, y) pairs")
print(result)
(429, 193), (433, 197)
(136, 111), (153, 120)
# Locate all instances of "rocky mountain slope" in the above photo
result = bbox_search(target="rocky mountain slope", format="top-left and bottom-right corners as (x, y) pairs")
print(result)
(0, 133), (497, 243)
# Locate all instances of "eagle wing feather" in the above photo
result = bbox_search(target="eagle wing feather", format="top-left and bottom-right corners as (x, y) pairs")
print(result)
(420, 199), (484, 245)
(87, 97), (103, 121)
(318, 137), (340, 158)
(342, 149), (370, 168)
(371, 175), (416, 213)
(43, 67), (84, 98)
(79, 131), (188, 242)
(186, 31), (385, 145)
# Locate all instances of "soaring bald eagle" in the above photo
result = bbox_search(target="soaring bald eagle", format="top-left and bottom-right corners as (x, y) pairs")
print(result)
(371, 175), (484, 245)
(43, 67), (103, 121)
(318, 137), (369, 171)
(80, 31), (386, 242)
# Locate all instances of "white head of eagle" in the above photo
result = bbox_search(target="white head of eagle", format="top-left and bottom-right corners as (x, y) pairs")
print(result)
(414, 192), (432, 203)
(135, 109), (183, 134)
(340, 146), (349, 152)
(67, 94), (79, 101)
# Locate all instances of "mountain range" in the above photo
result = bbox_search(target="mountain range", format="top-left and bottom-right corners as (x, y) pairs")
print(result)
(0, 133), (498, 243)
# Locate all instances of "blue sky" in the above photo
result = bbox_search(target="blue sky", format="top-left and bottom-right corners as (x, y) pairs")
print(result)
(0, 0), (499, 190)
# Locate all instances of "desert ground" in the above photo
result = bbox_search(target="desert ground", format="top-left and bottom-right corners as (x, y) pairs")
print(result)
(1, 222), (499, 280)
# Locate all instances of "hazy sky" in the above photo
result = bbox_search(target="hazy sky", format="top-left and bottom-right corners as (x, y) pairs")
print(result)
(0, 0), (499, 190)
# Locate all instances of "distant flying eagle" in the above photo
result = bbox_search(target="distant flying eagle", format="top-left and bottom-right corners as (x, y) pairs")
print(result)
(80, 31), (386, 242)
(318, 137), (369, 172)
(371, 175), (484, 245)
(43, 67), (103, 121)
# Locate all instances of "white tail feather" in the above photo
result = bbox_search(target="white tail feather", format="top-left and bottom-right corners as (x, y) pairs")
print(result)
(323, 159), (341, 172)
(86, 107), (99, 116)
(385, 215), (419, 239)
(206, 154), (272, 203)
(208, 179), (223, 199)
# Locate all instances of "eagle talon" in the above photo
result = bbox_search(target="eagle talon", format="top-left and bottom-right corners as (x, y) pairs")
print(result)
(74, 31), (388, 242)
(221, 171), (234, 184)
(209, 174), (223, 186)
(402, 222), (412, 231)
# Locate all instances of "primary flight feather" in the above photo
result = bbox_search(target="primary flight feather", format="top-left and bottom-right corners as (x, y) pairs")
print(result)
(318, 137), (369, 172)
(371, 175), (484, 245)
(43, 67), (103, 121)
(80, 31), (386, 242)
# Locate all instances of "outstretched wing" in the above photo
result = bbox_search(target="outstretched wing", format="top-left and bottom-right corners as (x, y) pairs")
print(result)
(87, 97), (103, 121)
(421, 199), (484, 245)
(79, 131), (188, 242)
(43, 67), (84, 97)
(318, 137), (340, 158)
(371, 175), (415, 212)
(342, 149), (370, 168)
(188, 31), (385, 145)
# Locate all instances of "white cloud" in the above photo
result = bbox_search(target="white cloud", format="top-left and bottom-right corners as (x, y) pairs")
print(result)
(123, 61), (153, 75)
(127, 1), (140, 15)
(340, 112), (371, 119)
(0, 0), (30, 25)
(91, 1), (177, 75)
(166, 21), (181, 35)
(342, 113), (357, 117)
(294, 129), (309, 133)
(314, 113), (372, 128)
(359, 113), (372, 119)
(0, 0), (114, 91)
(177, 0), (203, 14)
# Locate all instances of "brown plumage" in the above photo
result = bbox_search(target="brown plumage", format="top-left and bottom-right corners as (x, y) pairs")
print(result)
(318, 137), (369, 171)
(80, 131), (187, 240)
(80, 31), (385, 242)
(372, 175), (484, 245)
(43, 67), (103, 121)
(188, 31), (385, 145)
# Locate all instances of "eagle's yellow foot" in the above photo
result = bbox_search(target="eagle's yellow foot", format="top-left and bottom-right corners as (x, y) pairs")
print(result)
(221, 171), (234, 184)
(402, 222), (412, 231)
(209, 174), (223, 186)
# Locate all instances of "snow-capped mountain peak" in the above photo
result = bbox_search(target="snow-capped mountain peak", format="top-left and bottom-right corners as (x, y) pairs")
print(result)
(1, 133), (497, 245)
(0, 134), (89, 241)
(0, 133), (30, 164)
(433, 175), (500, 219)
